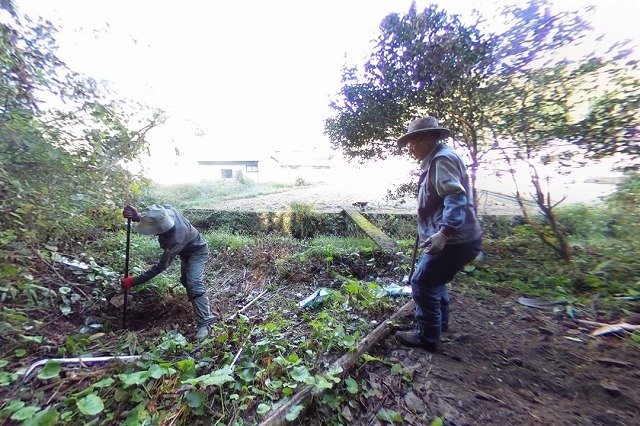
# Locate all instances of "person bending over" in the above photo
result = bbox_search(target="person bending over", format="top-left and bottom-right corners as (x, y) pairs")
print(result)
(121, 204), (217, 340)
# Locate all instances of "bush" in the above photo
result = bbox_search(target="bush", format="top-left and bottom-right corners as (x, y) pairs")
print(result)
(289, 201), (318, 239)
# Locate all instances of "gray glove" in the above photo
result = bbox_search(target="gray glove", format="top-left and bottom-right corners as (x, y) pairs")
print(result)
(422, 231), (448, 255)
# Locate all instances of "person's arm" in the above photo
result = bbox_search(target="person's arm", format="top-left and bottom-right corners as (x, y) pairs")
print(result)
(132, 242), (186, 287)
(432, 158), (468, 237)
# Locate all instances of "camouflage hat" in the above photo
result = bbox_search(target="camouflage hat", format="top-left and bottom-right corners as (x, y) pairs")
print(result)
(135, 205), (175, 235)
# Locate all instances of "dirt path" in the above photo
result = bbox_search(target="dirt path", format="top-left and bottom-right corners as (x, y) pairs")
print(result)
(311, 287), (640, 426)
(207, 183), (525, 216)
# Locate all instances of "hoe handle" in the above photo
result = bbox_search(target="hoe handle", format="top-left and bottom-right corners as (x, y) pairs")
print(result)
(408, 233), (420, 284)
(123, 218), (131, 329)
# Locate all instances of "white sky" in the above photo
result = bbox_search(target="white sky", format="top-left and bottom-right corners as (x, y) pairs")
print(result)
(14, 0), (640, 194)
(19, 0), (446, 154)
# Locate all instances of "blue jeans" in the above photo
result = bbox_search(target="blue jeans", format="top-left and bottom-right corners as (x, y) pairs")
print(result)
(410, 238), (481, 345)
(180, 246), (210, 300)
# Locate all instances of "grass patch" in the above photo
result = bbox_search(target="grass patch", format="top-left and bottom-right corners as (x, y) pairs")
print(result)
(204, 229), (255, 252)
(140, 179), (304, 209)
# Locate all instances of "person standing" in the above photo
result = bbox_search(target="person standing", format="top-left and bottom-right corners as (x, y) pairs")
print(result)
(395, 117), (482, 352)
(121, 204), (217, 340)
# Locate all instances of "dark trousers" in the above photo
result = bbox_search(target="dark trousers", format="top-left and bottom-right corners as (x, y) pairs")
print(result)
(410, 238), (481, 345)
(180, 245), (210, 300)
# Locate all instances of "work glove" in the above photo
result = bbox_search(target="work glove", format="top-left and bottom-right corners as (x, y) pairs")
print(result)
(121, 275), (135, 291)
(422, 231), (448, 255)
(122, 205), (141, 222)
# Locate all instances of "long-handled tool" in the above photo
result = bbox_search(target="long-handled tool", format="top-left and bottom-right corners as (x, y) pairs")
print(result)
(407, 233), (420, 283)
(123, 218), (131, 329)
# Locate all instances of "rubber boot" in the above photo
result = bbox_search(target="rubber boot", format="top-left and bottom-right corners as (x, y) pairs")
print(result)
(191, 295), (217, 341)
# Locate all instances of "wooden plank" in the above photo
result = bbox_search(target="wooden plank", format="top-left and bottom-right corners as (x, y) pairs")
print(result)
(343, 207), (397, 252)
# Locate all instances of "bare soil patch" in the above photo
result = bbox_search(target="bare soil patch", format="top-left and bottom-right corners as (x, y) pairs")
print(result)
(109, 273), (640, 425)
(315, 287), (640, 425)
(207, 183), (524, 216)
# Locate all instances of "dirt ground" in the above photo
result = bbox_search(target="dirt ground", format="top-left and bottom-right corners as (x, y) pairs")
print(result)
(6, 185), (637, 425)
(208, 185), (640, 425)
(108, 256), (640, 426)
(319, 288), (640, 426)
(208, 182), (526, 216)
(118, 272), (640, 425)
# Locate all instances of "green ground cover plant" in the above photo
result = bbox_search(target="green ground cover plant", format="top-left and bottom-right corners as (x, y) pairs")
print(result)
(1, 174), (638, 425)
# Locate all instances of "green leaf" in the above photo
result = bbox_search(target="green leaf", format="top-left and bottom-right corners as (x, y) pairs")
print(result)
(22, 407), (59, 426)
(91, 377), (114, 388)
(14, 348), (27, 357)
(2, 312), (28, 322)
(60, 305), (72, 315)
(148, 364), (164, 379)
(390, 363), (403, 375)
(10, 406), (38, 421)
(1, 400), (24, 414)
(20, 335), (43, 344)
(344, 281), (360, 294)
(345, 377), (358, 394)
(119, 370), (150, 387)
(0, 371), (17, 386)
(361, 354), (382, 363)
(0, 359), (8, 368)
(313, 375), (334, 389)
(256, 403), (271, 414)
(76, 394), (104, 416)
(431, 416), (444, 426)
(290, 365), (312, 382)
(215, 333), (229, 343)
(181, 365), (234, 387)
(185, 391), (205, 408)
(377, 408), (403, 423)
(176, 358), (195, 377)
(37, 361), (61, 380)
(238, 368), (256, 382)
(285, 404), (304, 422)
(267, 378), (282, 389)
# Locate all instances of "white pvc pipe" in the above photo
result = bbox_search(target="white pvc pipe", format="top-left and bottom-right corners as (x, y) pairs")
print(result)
(22, 355), (141, 383)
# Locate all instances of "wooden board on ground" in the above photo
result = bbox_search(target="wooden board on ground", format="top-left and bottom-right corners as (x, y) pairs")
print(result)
(343, 207), (397, 252)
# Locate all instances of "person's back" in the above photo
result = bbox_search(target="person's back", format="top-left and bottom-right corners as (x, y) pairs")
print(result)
(155, 205), (207, 255)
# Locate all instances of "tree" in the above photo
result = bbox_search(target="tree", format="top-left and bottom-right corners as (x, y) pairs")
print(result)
(325, 3), (493, 206)
(325, 0), (640, 261)
(0, 1), (164, 247)
(486, 0), (640, 261)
